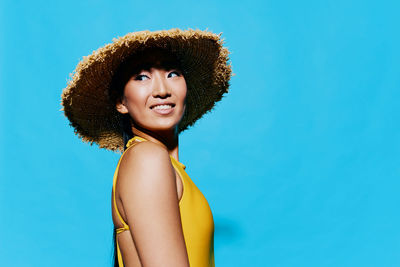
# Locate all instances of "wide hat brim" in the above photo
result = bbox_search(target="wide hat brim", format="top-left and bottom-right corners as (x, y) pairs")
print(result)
(61, 29), (232, 152)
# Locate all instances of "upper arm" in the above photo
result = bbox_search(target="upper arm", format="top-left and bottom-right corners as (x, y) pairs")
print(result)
(117, 142), (189, 267)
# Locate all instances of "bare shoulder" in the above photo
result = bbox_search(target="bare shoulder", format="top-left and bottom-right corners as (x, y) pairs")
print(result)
(116, 141), (176, 200)
(119, 141), (171, 172)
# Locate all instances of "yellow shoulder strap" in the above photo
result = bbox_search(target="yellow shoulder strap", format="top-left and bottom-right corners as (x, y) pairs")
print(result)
(113, 156), (130, 232)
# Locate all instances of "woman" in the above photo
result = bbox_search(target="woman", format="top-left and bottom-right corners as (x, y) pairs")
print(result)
(61, 29), (232, 267)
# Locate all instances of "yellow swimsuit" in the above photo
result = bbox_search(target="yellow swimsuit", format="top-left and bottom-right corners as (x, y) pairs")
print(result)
(113, 136), (215, 267)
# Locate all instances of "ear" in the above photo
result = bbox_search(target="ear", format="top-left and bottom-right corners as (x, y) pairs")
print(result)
(116, 100), (129, 114)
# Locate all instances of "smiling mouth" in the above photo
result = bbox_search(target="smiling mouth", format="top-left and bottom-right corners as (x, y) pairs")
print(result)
(150, 103), (176, 110)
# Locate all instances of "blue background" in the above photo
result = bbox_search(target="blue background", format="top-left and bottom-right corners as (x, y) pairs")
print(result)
(1, 0), (399, 266)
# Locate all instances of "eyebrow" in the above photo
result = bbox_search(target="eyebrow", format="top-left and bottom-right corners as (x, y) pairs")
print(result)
(125, 62), (182, 78)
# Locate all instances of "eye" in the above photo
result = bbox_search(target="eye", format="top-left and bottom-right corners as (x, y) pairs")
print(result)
(167, 71), (181, 78)
(134, 74), (150, 81)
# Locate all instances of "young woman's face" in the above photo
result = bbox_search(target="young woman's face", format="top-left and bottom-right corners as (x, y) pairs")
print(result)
(116, 50), (187, 133)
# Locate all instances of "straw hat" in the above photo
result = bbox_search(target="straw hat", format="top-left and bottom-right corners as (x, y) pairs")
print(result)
(61, 28), (232, 152)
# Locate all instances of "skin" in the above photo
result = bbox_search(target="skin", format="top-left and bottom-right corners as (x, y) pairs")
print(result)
(112, 50), (190, 267)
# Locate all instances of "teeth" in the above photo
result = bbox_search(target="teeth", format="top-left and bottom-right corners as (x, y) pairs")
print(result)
(153, 104), (172, 110)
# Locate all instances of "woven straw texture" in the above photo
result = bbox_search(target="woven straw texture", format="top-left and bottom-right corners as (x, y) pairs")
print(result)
(61, 29), (232, 152)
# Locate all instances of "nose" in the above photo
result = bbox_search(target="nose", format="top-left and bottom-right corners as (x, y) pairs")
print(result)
(152, 70), (171, 98)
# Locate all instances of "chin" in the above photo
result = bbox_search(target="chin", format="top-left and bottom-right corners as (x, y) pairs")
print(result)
(139, 119), (181, 133)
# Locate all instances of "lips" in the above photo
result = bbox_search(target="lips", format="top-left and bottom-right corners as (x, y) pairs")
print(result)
(150, 102), (176, 115)
(150, 102), (176, 109)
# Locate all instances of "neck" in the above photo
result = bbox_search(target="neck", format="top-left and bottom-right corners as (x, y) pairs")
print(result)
(130, 124), (180, 161)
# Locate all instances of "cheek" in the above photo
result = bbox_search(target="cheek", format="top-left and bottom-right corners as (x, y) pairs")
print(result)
(124, 84), (148, 110)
